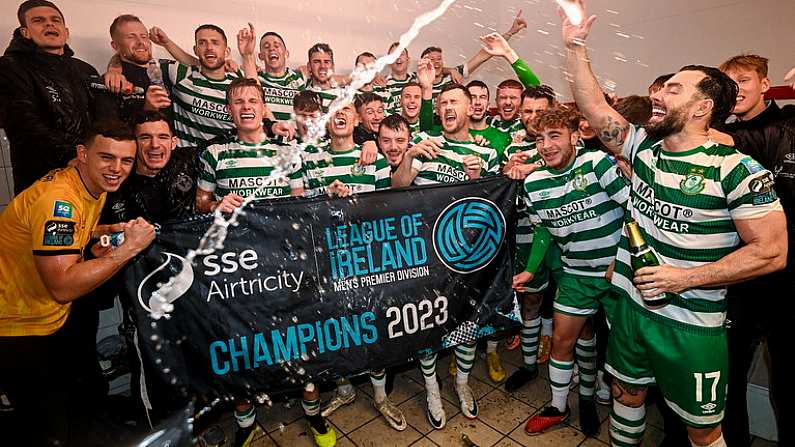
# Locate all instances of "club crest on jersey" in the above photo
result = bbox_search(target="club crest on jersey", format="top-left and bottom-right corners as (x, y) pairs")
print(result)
(571, 169), (588, 191)
(680, 168), (705, 195)
(351, 164), (366, 176)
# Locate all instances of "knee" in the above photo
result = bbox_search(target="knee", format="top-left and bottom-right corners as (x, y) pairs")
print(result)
(611, 381), (646, 408)
(551, 333), (575, 357)
(687, 425), (722, 446)
(521, 293), (543, 319)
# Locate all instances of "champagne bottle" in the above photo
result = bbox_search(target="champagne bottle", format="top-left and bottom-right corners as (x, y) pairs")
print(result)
(146, 59), (165, 88)
(625, 219), (671, 306)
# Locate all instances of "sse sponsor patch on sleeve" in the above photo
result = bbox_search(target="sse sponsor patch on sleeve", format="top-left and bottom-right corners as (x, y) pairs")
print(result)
(748, 172), (777, 205)
(53, 200), (74, 218)
(42, 220), (76, 246)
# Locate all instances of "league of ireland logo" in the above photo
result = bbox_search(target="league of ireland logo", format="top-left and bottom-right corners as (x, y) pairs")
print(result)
(432, 197), (506, 274)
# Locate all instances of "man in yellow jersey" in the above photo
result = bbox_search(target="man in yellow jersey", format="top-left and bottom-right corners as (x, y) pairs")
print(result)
(0, 120), (156, 446)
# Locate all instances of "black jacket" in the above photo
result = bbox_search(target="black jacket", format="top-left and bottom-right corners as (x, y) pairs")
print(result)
(727, 100), (795, 247)
(732, 118), (795, 240)
(101, 147), (202, 225)
(353, 124), (378, 145)
(725, 100), (795, 134)
(726, 114), (795, 311)
(0, 28), (99, 194)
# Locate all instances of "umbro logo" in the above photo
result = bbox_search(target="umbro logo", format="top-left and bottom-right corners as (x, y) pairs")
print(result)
(700, 402), (717, 413)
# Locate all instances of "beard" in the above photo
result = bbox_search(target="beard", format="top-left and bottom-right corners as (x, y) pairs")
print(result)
(200, 55), (226, 71)
(125, 47), (151, 65)
(643, 105), (687, 140)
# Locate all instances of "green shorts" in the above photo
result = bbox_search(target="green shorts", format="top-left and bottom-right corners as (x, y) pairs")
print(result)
(553, 274), (616, 322)
(605, 297), (728, 428)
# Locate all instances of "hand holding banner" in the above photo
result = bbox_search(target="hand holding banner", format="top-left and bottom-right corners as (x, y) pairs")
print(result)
(125, 177), (521, 399)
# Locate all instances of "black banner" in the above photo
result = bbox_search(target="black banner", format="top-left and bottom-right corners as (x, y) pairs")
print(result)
(124, 177), (520, 398)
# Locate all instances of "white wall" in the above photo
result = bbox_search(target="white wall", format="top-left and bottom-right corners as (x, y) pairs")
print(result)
(1, 0), (793, 98)
(1, 0), (794, 205)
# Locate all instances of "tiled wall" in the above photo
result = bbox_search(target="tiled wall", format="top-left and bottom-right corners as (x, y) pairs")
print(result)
(0, 129), (12, 212)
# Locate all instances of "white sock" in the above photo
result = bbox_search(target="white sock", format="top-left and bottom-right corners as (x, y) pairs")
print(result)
(521, 317), (542, 369)
(370, 371), (387, 403)
(610, 399), (645, 445)
(548, 357), (574, 411)
(234, 406), (256, 428)
(337, 382), (354, 396)
(419, 353), (437, 387)
(541, 317), (553, 337)
(486, 340), (498, 353)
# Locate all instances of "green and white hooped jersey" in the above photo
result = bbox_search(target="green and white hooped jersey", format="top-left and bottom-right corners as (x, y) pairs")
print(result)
(500, 138), (537, 167)
(257, 68), (307, 121)
(301, 144), (391, 197)
(431, 64), (467, 104)
(612, 125), (781, 330)
(306, 80), (342, 112)
(162, 61), (239, 149)
(524, 148), (629, 277)
(379, 73), (416, 115)
(198, 138), (303, 200)
(487, 115), (523, 135)
(504, 140), (545, 248)
(410, 130), (499, 185)
(407, 119), (420, 136)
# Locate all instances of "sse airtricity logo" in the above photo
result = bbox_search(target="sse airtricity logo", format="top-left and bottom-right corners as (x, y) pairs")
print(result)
(433, 198), (506, 273)
(137, 252), (194, 318)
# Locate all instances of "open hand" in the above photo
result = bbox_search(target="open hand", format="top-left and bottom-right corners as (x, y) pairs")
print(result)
(559, 0), (597, 48)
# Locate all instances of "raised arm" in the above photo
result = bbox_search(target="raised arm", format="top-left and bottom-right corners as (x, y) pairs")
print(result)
(462, 9), (529, 77)
(562, 1), (628, 155)
(480, 32), (540, 88)
(416, 58), (437, 132)
(237, 23), (259, 81)
(149, 26), (199, 66)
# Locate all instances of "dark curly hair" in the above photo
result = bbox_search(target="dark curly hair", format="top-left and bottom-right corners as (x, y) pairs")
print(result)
(679, 65), (739, 128)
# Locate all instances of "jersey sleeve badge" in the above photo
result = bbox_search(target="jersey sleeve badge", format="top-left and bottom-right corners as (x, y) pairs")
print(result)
(53, 200), (74, 218)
